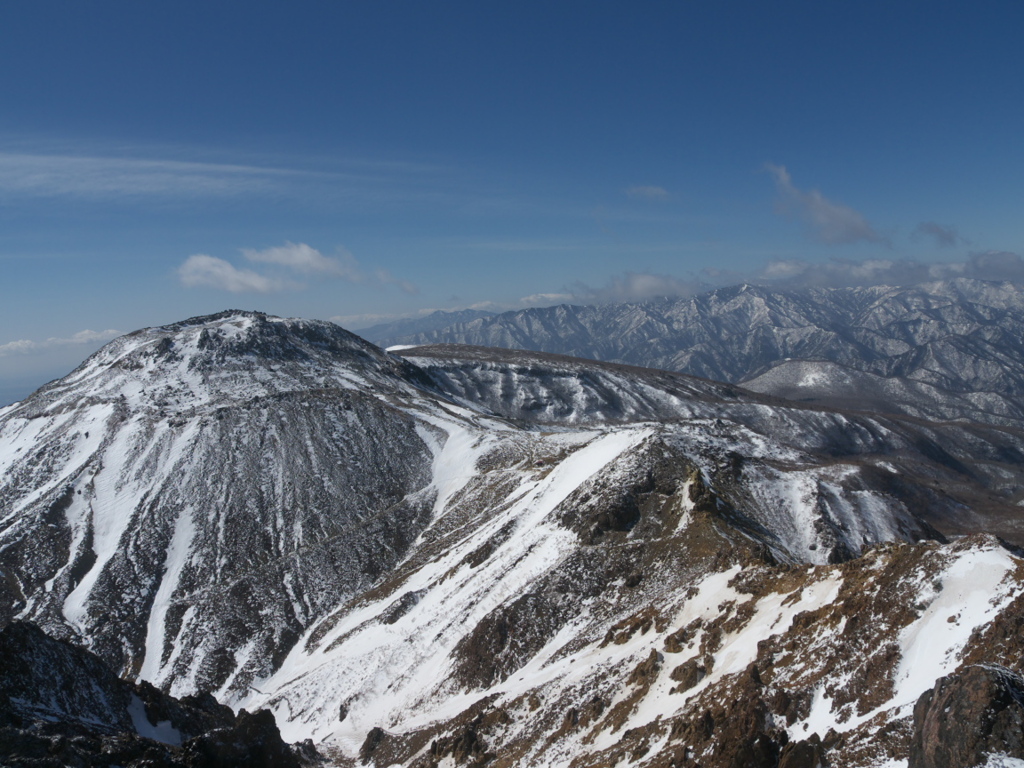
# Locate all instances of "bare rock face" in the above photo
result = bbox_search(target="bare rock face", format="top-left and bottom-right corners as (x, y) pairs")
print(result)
(910, 664), (1024, 768)
(182, 709), (305, 768)
(778, 734), (828, 768)
(0, 619), (136, 734)
(0, 621), (311, 768)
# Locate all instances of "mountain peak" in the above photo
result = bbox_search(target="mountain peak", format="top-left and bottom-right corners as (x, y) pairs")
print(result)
(15, 310), (417, 416)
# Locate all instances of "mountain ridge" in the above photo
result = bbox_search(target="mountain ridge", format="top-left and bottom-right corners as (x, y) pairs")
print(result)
(366, 279), (1024, 427)
(3, 310), (1024, 766)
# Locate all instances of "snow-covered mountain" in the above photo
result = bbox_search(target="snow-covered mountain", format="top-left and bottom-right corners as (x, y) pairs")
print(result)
(0, 312), (453, 697)
(367, 279), (1024, 426)
(2, 310), (1024, 767)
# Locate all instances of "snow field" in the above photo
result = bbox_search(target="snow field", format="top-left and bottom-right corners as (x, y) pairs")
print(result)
(241, 425), (653, 748)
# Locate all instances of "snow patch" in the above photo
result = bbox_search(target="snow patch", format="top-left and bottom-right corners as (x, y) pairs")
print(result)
(128, 694), (181, 746)
(139, 506), (198, 684)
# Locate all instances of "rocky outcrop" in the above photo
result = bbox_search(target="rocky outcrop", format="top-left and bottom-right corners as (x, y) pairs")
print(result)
(343, 536), (1024, 768)
(910, 664), (1024, 768)
(0, 621), (313, 767)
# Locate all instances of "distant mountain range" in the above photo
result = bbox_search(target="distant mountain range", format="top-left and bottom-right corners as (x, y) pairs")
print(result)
(364, 278), (1024, 426)
(356, 308), (496, 343)
(3, 310), (1024, 766)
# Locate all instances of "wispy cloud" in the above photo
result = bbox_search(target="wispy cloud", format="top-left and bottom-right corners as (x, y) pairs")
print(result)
(335, 250), (1024, 335)
(914, 221), (967, 248)
(0, 144), (454, 206)
(179, 242), (418, 294)
(625, 185), (670, 199)
(178, 254), (298, 293)
(331, 312), (412, 329)
(510, 252), (1024, 311)
(466, 239), (588, 253)
(962, 251), (1024, 282)
(518, 292), (577, 306)
(765, 164), (887, 246)
(0, 329), (122, 357)
(373, 268), (419, 295)
(754, 257), (933, 287)
(0, 152), (293, 199)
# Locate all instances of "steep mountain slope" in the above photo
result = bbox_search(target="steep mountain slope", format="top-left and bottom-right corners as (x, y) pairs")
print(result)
(367, 279), (1024, 426)
(2, 311), (1024, 767)
(0, 311), (445, 698)
(398, 344), (1024, 546)
(325, 532), (1024, 768)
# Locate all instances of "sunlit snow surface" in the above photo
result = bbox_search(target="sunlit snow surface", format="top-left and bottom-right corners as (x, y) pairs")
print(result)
(985, 756), (1024, 768)
(245, 533), (1024, 767)
(244, 428), (651, 743)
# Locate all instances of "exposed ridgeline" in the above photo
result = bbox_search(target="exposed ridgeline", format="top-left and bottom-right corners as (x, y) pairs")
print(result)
(367, 278), (1024, 426)
(1, 311), (1024, 766)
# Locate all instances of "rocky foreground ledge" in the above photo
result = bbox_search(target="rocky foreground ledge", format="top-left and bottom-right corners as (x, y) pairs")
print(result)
(0, 622), (319, 767)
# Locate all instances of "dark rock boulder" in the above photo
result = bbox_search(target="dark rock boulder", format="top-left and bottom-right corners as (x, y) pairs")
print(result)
(910, 664), (1024, 768)
(0, 621), (316, 767)
(0, 621), (133, 732)
(669, 658), (706, 693)
(778, 733), (827, 768)
(182, 709), (301, 768)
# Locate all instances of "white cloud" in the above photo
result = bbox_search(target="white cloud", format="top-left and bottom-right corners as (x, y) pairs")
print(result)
(765, 164), (886, 246)
(179, 242), (418, 295)
(0, 328), (122, 357)
(626, 185), (670, 199)
(242, 242), (361, 278)
(178, 254), (296, 293)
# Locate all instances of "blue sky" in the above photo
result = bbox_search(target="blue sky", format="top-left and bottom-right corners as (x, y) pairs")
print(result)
(2, 1), (1023, 403)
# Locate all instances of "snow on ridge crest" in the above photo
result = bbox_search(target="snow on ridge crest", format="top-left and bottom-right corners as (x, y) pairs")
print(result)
(11, 310), (421, 417)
